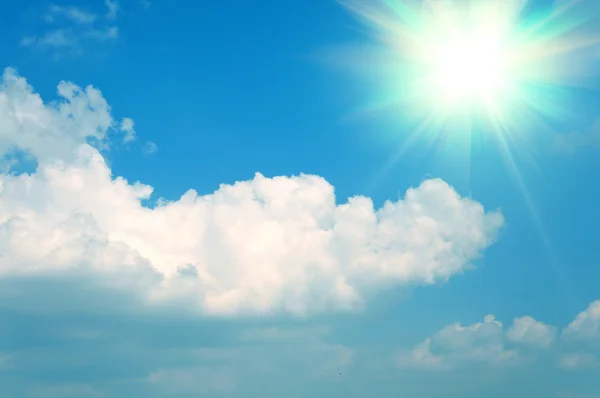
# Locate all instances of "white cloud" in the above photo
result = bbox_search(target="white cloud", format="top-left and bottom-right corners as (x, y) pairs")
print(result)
(120, 117), (136, 143)
(142, 141), (158, 155)
(563, 300), (600, 342)
(21, 30), (75, 48)
(507, 316), (556, 349)
(396, 306), (600, 372)
(556, 353), (598, 370)
(21, 2), (122, 57)
(0, 68), (112, 162)
(397, 315), (521, 370)
(85, 26), (119, 41)
(45, 5), (97, 25)
(0, 69), (504, 316)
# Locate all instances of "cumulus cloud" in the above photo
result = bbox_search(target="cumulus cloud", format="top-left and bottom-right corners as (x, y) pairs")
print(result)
(562, 300), (600, 342)
(396, 315), (521, 370)
(506, 316), (556, 349)
(396, 301), (600, 372)
(0, 68), (504, 316)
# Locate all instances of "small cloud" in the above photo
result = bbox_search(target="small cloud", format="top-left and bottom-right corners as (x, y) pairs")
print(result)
(21, 2), (122, 58)
(141, 0), (151, 9)
(556, 353), (598, 370)
(46, 5), (97, 24)
(397, 315), (522, 370)
(85, 26), (119, 41)
(40, 29), (74, 47)
(554, 120), (600, 154)
(22, 29), (76, 48)
(142, 141), (158, 155)
(396, 338), (446, 370)
(120, 117), (136, 143)
(20, 36), (37, 46)
(105, 0), (120, 20)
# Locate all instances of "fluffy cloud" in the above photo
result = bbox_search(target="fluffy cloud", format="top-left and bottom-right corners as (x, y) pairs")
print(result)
(120, 117), (136, 143)
(506, 316), (556, 349)
(0, 68), (504, 316)
(563, 300), (600, 342)
(0, 69), (115, 161)
(397, 315), (521, 370)
(397, 303), (600, 372)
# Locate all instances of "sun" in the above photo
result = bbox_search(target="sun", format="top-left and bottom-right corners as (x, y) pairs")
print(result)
(404, 1), (526, 116)
(334, 0), (600, 146)
(424, 31), (512, 108)
(335, 0), (600, 254)
(336, 0), (600, 125)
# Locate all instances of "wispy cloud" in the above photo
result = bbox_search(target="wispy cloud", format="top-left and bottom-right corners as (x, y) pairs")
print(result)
(142, 141), (158, 155)
(85, 26), (119, 41)
(554, 120), (600, 154)
(105, 0), (120, 20)
(556, 353), (598, 370)
(45, 5), (97, 24)
(21, 1), (122, 57)
(21, 29), (75, 48)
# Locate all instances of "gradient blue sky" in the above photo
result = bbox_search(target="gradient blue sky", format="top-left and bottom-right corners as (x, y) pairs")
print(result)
(1, 0), (600, 397)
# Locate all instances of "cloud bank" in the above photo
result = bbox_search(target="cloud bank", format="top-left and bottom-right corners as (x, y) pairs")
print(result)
(0, 67), (505, 316)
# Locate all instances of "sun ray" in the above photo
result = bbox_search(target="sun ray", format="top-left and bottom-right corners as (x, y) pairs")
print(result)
(335, 0), (600, 303)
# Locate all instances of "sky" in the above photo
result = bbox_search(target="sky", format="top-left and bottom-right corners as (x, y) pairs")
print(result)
(0, 0), (600, 397)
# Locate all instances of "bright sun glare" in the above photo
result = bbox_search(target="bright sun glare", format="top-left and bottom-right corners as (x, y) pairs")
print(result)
(338, 0), (600, 123)
(336, 0), (600, 231)
(428, 32), (510, 105)
(406, 1), (526, 115)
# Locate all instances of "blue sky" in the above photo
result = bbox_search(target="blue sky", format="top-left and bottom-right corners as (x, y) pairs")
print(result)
(1, 0), (600, 397)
